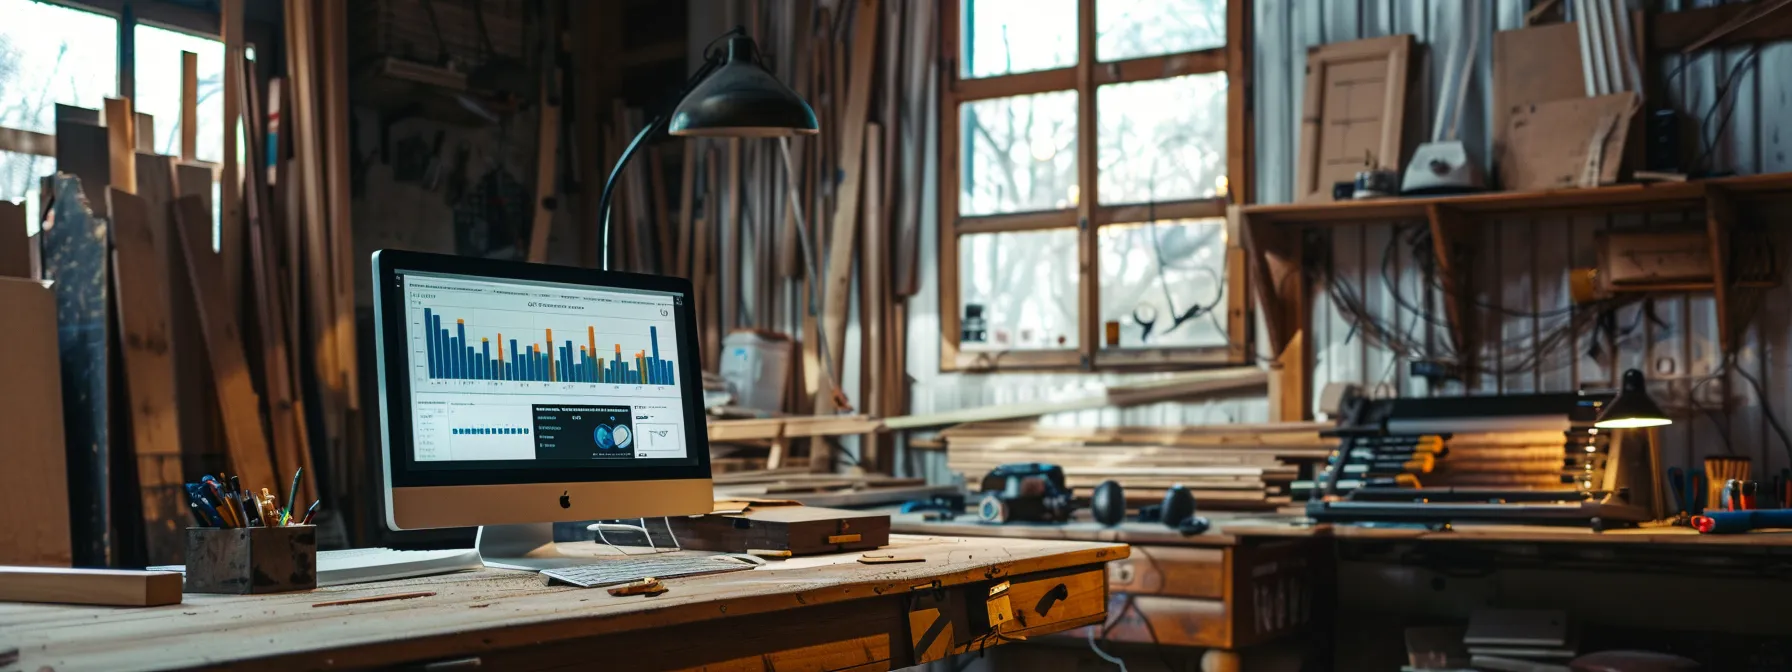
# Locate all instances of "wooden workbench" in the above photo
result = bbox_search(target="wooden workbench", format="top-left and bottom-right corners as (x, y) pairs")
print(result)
(0, 535), (1125, 671)
(892, 514), (1326, 671)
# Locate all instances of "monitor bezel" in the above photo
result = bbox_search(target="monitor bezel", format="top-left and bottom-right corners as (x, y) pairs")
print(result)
(372, 249), (712, 489)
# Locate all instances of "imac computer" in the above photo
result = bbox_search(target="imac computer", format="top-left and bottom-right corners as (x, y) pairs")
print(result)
(371, 250), (713, 570)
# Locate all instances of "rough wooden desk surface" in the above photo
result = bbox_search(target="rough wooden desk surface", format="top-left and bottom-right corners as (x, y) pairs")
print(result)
(0, 534), (1126, 672)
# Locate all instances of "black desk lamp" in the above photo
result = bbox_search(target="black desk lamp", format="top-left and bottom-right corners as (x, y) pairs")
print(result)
(596, 28), (819, 270)
(1594, 369), (1672, 429)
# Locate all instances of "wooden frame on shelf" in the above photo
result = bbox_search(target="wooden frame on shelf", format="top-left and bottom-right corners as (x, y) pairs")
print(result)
(1240, 173), (1792, 421)
(937, 0), (1255, 373)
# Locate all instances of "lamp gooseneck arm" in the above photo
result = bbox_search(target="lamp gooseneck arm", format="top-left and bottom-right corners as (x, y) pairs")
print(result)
(598, 117), (664, 272)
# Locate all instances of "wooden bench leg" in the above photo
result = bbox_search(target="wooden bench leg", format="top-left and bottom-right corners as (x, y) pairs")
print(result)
(1201, 648), (1241, 672)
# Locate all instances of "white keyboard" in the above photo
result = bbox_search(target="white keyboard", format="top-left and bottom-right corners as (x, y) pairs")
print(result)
(316, 547), (483, 586)
(539, 555), (756, 588)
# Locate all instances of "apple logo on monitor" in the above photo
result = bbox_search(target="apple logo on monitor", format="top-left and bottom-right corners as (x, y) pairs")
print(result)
(559, 490), (571, 509)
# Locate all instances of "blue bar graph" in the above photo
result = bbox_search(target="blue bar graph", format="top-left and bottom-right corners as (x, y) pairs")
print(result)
(421, 308), (676, 385)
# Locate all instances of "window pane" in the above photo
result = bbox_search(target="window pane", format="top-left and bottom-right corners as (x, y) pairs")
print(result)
(0, 150), (48, 234)
(960, 229), (1078, 350)
(962, 0), (1076, 78)
(1099, 219), (1228, 349)
(0, 0), (118, 134)
(960, 91), (1077, 216)
(1098, 73), (1227, 204)
(1097, 0), (1227, 62)
(133, 24), (226, 163)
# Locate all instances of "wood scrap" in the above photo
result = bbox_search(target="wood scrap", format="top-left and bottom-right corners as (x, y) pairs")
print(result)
(181, 51), (199, 160)
(606, 577), (668, 597)
(312, 591), (437, 608)
(103, 99), (137, 195)
(0, 201), (27, 278)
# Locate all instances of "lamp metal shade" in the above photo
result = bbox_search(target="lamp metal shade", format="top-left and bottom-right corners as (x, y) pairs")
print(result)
(669, 36), (819, 137)
(1594, 369), (1672, 428)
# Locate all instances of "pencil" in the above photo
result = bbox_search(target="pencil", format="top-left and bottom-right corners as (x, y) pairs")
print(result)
(284, 468), (303, 527)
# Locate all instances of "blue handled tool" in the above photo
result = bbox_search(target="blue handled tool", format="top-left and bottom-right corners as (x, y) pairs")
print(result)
(1691, 509), (1792, 534)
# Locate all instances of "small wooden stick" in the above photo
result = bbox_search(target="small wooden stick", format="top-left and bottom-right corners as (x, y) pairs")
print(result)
(607, 577), (668, 596)
(311, 591), (436, 608)
(858, 555), (923, 565)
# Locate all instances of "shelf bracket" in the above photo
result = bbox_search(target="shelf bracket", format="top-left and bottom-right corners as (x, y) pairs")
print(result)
(1240, 207), (1311, 420)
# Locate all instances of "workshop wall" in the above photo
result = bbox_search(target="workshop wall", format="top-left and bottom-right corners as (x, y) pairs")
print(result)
(1253, 0), (1792, 476)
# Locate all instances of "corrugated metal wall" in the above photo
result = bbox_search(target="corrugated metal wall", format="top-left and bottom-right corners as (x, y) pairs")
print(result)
(1256, 0), (1792, 477)
(904, 0), (1792, 480)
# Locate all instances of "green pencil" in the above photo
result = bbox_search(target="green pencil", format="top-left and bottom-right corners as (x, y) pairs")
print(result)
(283, 468), (303, 526)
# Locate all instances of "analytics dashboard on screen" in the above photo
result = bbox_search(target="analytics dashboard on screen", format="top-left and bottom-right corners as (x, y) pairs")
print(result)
(398, 270), (691, 469)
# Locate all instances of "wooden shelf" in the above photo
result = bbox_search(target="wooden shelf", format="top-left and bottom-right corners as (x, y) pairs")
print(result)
(1240, 172), (1792, 227)
(1241, 172), (1792, 421)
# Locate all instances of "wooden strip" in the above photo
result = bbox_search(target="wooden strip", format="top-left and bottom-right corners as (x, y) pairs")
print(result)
(649, 145), (673, 274)
(108, 182), (188, 564)
(0, 202), (26, 278)
(936, 0), (962, 371)
(220, 0), (244, 318)
(172, 194), (279, 497)
(1074, 0), (1099, 367)
(527, 66), (562, 264)
(285, 0), (345, 461)
(957, 209), (1078, 234)
(321, 0), (359, 412)
(952, 67), (1076, 102)
(1091, 48), (1228, 85)
(723, 137), (741, 331)
(0, 567), (182, 607)
(675, 141), (696, 277)
(816, 0), (881, 428)
(860, 124), (886, 470)
(312, 591), (436, 608)
(181, 51), (199, 161)
(1096, 198), (1226, 225)
(0, 125), (54, 156)
(104, 98), (137, 195)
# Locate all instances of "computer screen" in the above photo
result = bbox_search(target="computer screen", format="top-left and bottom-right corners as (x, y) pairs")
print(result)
(397, 270), (692, 469)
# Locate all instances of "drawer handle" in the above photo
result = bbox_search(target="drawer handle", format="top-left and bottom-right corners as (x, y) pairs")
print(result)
(1034, 583), (1069, 616)
(828, 534), (862, 544)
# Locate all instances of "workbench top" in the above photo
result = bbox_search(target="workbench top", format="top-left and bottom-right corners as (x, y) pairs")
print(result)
(0, 534), (1126, 672)
(891, 512), (1792, 548)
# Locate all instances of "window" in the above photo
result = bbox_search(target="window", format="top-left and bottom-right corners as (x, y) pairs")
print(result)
(940, 0), (1252, 371)
(134, 23), (226, 163)
(0, 0), (119, 232)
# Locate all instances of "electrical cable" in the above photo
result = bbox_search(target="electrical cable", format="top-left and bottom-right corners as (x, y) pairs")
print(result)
(1086, 628), (1129, 672)
(1692, 45), (1761, 175)
(1730, 356), (1792, 467)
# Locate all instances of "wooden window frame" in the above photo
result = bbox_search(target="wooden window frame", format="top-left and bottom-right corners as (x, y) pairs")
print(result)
(938, 0), (1255, 373)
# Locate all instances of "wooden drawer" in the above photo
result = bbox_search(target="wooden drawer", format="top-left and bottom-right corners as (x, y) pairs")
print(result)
(910, 566), (1110, 663)
(1107, 546), (1225, 599)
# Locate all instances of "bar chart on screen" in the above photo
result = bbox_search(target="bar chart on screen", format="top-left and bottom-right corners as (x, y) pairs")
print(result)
(415, 307), (678, 389)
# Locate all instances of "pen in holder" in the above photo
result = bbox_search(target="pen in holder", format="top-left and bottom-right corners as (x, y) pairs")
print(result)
(184, 525), (317, 594)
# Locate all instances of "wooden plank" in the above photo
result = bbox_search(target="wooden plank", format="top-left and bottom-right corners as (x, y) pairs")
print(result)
(285, 0), (346, 469)
(0, 277), (72, 567)
(649, 145), (673, 274)
(107, 184), (188, 565)
(884, 368), (1268, 430)
(936, 0), (962, 369)
(104, 98), (137, 195)
(675, 141), (696, 277)
(172, 194), (279, 496)
(723, 137), (741, 331)
(181, 51), (199, 161)
(0, 535), (1123, 670)
(1652, 1), (1792, 51)
(161, 162), (220, 503)
(0, 125), (54, 156)
(859, 124), (885, 470)
(320, 0), (359, 412)
(816, 0), (881, 430)
(1092, 48), (1228, 85)
(42, 174), (113, 566)
(0, 201), (27, 278)
(526, 66), (562, 264)
(1075, 0), (1099, 369)
(221, 0), (244, 318)
(237, 51), (315, 509)
(708, 415), (884, 442)
(0, 567), (182, 607)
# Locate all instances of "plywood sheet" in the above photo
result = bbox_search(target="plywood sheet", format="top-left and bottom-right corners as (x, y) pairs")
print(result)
(0, 277), (72, 566)
(1499, 92), (1638, 192)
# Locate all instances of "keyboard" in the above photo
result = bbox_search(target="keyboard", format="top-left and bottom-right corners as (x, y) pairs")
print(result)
(316, 547), (483, 586)
(539, 554), (758, 588)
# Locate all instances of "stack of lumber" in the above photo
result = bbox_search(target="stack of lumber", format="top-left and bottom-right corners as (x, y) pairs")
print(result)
(943, 422), (1334, 510)
(712, 470), (957, 508)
